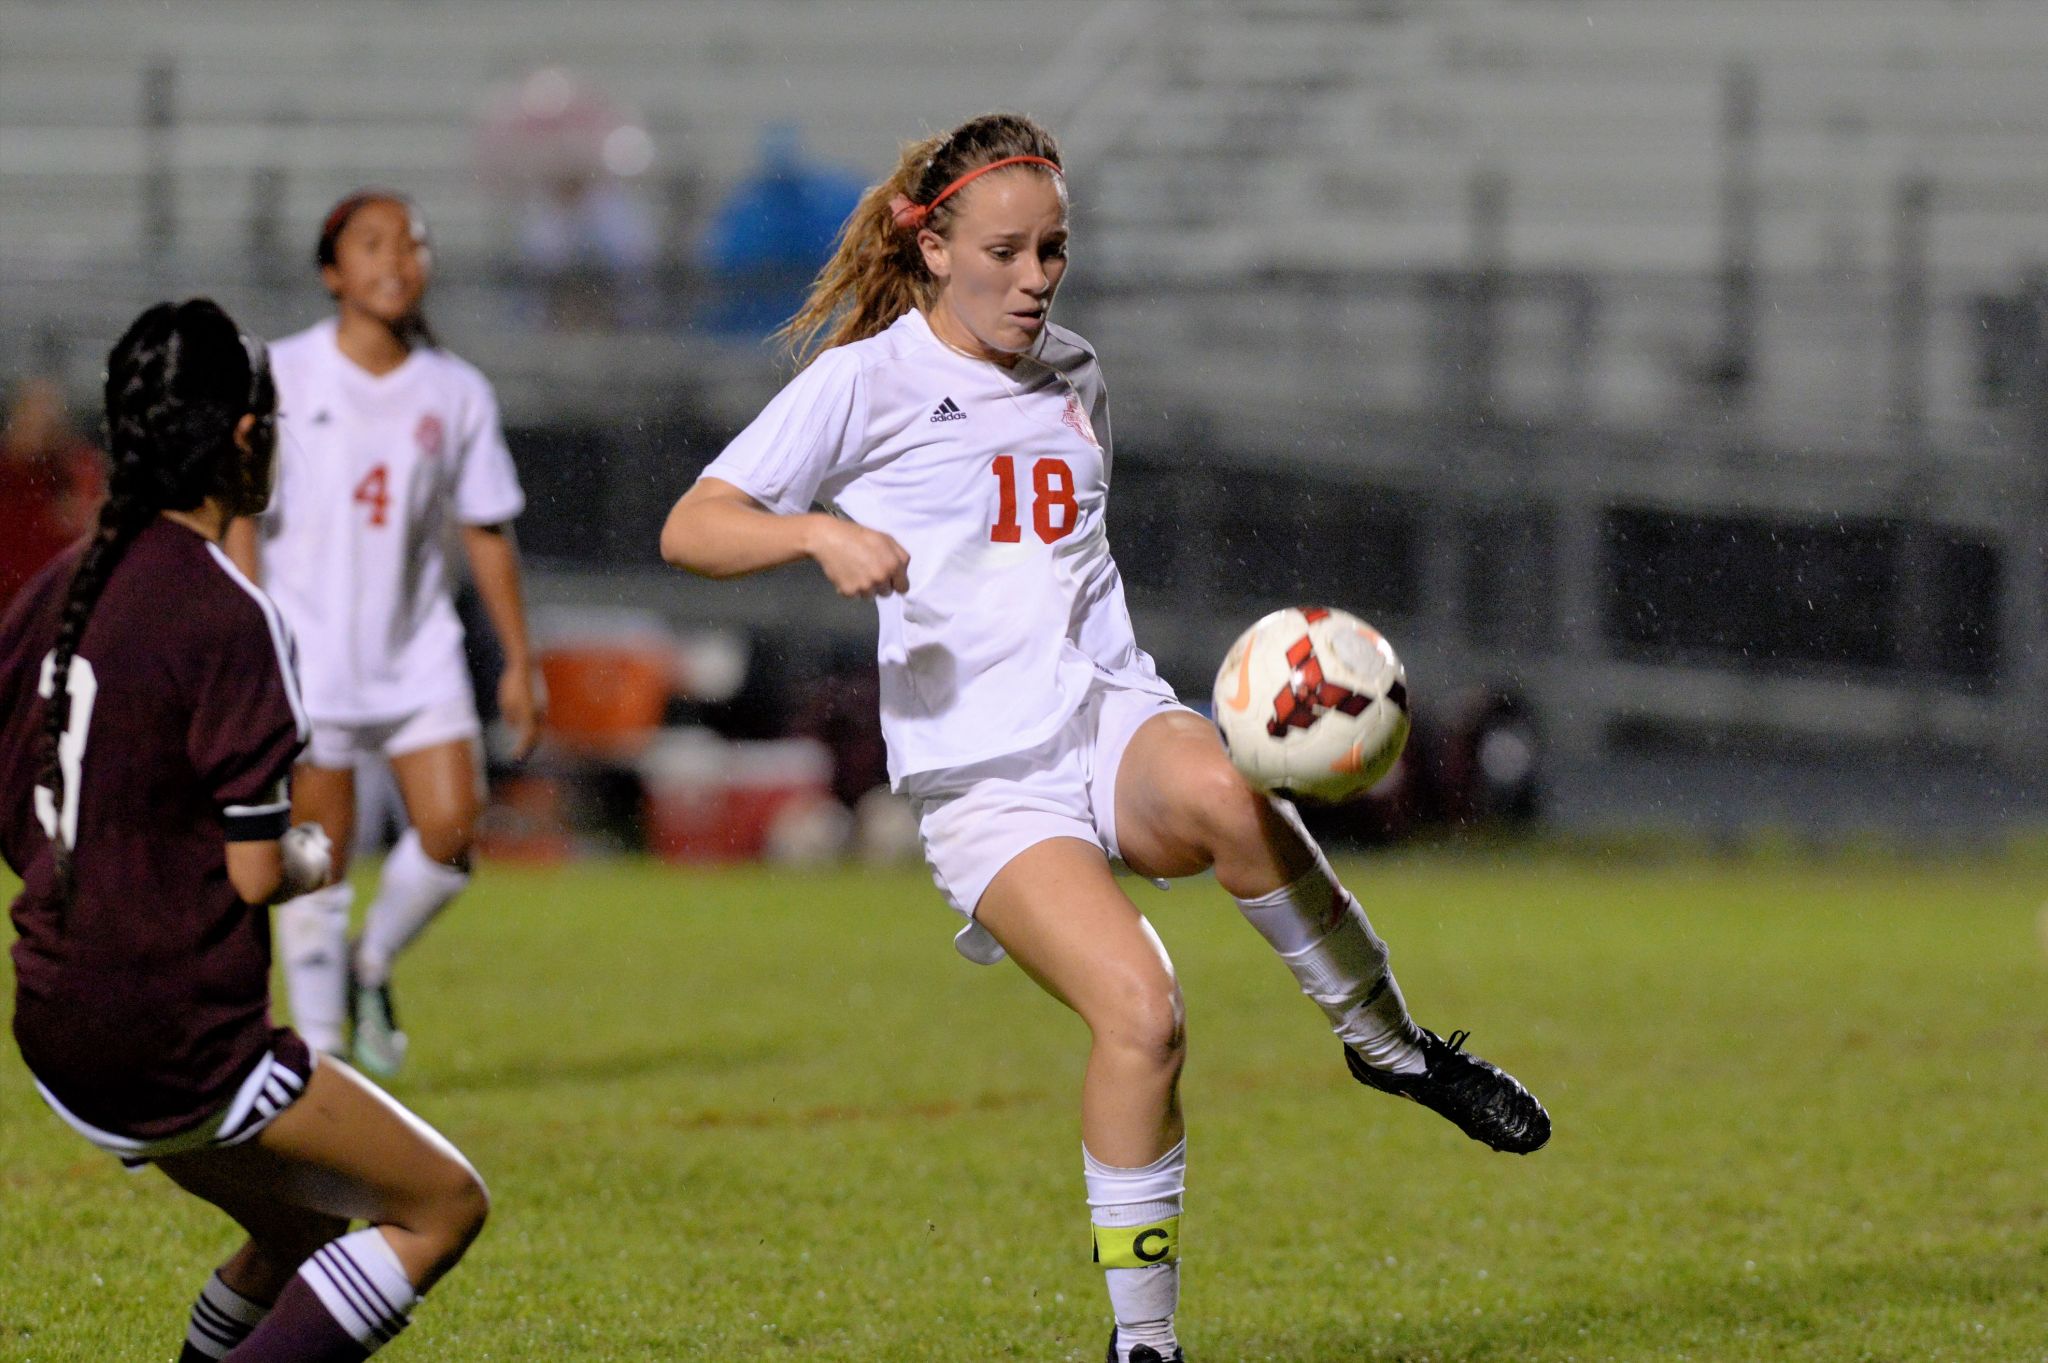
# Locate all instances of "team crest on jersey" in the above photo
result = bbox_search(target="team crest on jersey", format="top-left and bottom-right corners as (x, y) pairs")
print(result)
(1061, 395), (1100, 450)
(414, 413), (446, 459)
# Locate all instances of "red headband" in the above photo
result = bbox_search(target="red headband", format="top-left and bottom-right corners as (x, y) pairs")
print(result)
(317, 189), (423, 267)
(890, 155), (1063, 232)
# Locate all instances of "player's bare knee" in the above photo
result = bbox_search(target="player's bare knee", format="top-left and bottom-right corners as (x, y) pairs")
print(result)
(414, 819), (475, 869)
(445, 1166), (490, 1250)
(435, 1152), (490, 1222)
(1095, 980), (1186, 1073)
(404, 1157), (489, 1265)
(1183, 759), (1267, 859)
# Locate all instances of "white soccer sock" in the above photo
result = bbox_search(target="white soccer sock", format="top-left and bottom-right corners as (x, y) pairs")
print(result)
(354, 830), (469, 989)
(278, 882), (353, 1054)
(184, 1269), (267, 1360)
(298, 1228), (417, 1352)
(1233, 810), (1425, 1074)
(1085, 1139), (1185, 1363)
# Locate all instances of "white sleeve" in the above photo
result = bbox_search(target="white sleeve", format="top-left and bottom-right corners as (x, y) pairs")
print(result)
(697, 348), (867, 515)
(453, 376), (526, 525)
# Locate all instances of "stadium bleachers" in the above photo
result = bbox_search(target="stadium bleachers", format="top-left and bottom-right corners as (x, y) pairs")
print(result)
(1059, 0), (2045, 429)
(1066, 0), (2046, 271)
(6, 1), (2042, 278)
(4, 0), (2043, 442)
(0, 0), (1095, 268)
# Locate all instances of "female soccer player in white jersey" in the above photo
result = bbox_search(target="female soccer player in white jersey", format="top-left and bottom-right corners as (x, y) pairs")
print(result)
(660, 113), (1551, 1363)
(227, 190), (542, 1077)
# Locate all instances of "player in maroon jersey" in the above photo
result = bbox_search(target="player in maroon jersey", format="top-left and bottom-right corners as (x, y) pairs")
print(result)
(0, 300), (487, 1361)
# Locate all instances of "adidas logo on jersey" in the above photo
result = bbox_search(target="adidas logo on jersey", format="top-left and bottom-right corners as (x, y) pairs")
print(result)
(929, 397), (967, 423)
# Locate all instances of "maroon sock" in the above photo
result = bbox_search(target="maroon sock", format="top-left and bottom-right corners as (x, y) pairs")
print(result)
(220, 1276), (373, 1362)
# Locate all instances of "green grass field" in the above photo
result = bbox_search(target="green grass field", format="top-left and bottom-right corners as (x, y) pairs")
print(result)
(3, 849), (2045, 1361)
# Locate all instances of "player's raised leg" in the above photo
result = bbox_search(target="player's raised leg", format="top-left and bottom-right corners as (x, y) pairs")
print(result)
(975, 839), (1188, 1363)
(157, 1058), (488, 1361)
(1114, 712), (1549, 1154)
(278, 761), (357, 1057)
(351, 737), (480, 1077)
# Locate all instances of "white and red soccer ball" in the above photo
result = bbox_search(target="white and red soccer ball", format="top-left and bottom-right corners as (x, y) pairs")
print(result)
(1211, 606), (1410, 803)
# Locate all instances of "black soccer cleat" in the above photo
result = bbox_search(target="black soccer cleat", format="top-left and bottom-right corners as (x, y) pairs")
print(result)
(1107, 1328), (1185, 1363)
(1346, 1027), (1551, 1154)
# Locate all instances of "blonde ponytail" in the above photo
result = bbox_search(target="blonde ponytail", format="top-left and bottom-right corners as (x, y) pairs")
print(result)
(776, 136), (941, 366)
(776, 113), (1063, 368)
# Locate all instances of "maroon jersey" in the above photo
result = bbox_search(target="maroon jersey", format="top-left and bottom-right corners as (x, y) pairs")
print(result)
(1, 518), (307, 1139)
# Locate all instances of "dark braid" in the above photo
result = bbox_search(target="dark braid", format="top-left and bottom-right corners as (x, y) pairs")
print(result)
(38, 299), (267, 898)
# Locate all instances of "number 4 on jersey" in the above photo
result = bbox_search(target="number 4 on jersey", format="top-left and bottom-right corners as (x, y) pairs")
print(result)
(989, 455), (1078, 545)
(353, 464), (391, 527)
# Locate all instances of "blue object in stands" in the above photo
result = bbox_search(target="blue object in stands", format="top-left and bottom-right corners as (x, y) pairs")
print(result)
(699, 123), (865, 338)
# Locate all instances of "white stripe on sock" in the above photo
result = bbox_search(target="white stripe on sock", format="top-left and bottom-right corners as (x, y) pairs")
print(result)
(298, 1231), (417, 1348)
(185, 1271), (267, 1359)
(302, 1249), (389, 1346)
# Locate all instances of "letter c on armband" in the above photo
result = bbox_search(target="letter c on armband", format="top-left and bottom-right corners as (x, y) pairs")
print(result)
(1091, 1216), (1180, 1269)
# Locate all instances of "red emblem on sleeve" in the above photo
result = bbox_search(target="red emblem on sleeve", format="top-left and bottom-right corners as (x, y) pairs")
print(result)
(1060, 395), (1100, 450)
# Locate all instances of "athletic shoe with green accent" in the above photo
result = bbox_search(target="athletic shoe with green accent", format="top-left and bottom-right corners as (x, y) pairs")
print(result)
(1346, 1027), (1550, 1154)
(350, 980), (410, 1079)
(1106, 1329), (1184, 1363)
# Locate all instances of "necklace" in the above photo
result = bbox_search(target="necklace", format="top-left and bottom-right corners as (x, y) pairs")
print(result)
(931, 329), (992, 363)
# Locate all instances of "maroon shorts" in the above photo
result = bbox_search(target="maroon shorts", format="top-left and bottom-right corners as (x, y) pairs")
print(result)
(32, 1028), (315, 1166)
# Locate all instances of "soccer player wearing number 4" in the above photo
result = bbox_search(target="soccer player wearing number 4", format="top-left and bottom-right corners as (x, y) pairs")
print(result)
(1, 300), (486, 1361)
(662, 113), (1551, 1363)
(227, 191), (544, 1077)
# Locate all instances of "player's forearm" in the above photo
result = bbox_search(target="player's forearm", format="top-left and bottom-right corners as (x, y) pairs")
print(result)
(659, 487), (827, 580)
(460, 523), (534, 669)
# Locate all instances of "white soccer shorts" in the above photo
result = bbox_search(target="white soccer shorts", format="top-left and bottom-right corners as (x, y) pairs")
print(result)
(910, 679), (1192, 964)
(302, 688), (482, 769)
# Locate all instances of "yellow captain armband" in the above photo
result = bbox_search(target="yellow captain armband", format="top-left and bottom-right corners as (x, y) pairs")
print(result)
(1091, 1216), (1180, 1269)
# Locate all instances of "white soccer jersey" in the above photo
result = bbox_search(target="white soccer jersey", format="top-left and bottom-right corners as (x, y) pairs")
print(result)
(699, 309), (1174, 786)
(255, 319), (525, 724)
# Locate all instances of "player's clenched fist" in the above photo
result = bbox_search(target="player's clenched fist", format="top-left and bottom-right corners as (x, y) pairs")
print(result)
(808, 517), (911, 598)
(498, 662), (546, 760)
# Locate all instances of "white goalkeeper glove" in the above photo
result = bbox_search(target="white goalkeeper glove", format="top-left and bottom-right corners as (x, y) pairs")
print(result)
(276, 821), (336, 900)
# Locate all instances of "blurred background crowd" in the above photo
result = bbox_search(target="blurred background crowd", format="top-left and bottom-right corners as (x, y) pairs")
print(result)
(2, 0), (2044, 863)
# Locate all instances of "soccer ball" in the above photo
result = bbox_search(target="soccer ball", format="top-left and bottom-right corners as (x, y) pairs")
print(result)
(1211, 606), (1411, 803)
